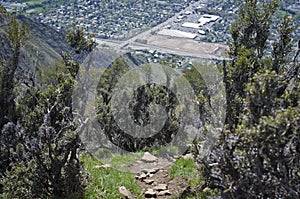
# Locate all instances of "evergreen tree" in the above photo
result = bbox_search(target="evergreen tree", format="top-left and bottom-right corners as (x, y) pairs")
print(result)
(190, 0), (300, 198)
(0, 10), (29, 186)
(0, 7), (95, 197)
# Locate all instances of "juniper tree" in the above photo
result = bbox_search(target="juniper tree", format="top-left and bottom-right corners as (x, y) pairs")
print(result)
(190, 0), (300, 198)
(0, 8), (95, 197)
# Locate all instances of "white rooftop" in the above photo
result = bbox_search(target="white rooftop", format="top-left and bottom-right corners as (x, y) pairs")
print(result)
(157, 29), (197, 39)
(198, 30), (206, 35)
(182, 22), (200, 29)
(198, 14), (221, 26)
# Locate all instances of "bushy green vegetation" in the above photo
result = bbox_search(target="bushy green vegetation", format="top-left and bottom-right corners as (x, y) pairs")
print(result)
(0, 10), (94, 198)
(0, 0), (299, 198)
(195, 0), (300, 198)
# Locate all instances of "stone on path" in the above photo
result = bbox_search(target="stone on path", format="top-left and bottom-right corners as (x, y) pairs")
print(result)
(144, 179), (155, 185)
(142, 168), (160, 174)
(144, 188), (157, 198)
(153, 184), (168, 191)
(158, 190), (172, 196)
(119, 186), (135, 199)
(141, 152), (158, 163)
(135, 172), (148, 180)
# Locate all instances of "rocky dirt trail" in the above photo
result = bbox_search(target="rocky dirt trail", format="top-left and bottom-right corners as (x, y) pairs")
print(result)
(122, 152), (190, 199)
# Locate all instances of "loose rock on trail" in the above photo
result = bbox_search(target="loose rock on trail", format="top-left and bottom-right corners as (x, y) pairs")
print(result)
(125, 152), (189, 198)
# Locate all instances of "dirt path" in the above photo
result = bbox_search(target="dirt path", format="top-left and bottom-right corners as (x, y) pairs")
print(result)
(124, 152), (189, 198)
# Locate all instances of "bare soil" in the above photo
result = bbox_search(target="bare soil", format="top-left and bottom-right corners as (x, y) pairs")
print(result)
(140, 34), (228, 59)
(125, 156), (189, 198)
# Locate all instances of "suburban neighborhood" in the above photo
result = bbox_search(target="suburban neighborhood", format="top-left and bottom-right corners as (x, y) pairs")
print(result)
(2, 0), (300, 45)
(34, 0), (196, 40)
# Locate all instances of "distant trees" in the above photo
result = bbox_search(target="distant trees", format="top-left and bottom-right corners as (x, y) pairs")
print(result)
(193, 0), (300, 198)
(0, 9), (95, 198)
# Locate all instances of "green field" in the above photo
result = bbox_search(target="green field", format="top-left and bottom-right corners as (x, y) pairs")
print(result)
(18, 0), (45, 4)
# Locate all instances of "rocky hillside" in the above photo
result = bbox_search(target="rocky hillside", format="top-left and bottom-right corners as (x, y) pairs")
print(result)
(0, 11), (70, 70)
(82, 47), (149, 69)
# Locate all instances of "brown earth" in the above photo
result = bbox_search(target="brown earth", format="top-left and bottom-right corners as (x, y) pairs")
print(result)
(124, 154), (189, 198)
(135, 34), (228, 59)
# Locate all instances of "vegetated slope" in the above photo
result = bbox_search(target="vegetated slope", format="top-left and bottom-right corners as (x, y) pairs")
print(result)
(83, 47), (148, 69)
(0, 13), (69, 70)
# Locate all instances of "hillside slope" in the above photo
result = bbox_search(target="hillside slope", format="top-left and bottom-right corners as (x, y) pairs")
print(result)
(0, 12), (69, 70)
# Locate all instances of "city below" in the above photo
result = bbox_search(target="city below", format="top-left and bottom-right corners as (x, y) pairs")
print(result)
(2, 0), (300, 61)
